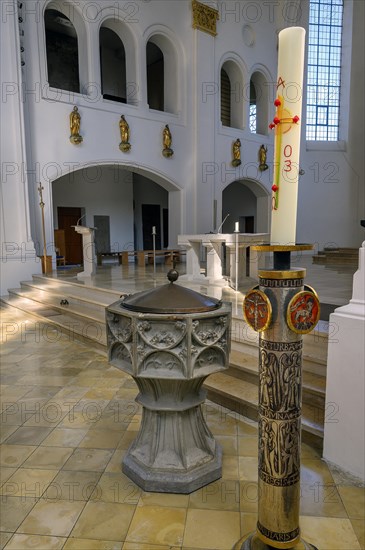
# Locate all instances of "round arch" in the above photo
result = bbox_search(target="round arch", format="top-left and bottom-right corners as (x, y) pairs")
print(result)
(249, 63), (274, 135)
(219, 52), (248, 129)
(43, 0), (88, 91)
(144, 25), (182, 114)
(45, 161), (182, 263)
(98, 16), (139, 105)
(221, 177), (270, 234)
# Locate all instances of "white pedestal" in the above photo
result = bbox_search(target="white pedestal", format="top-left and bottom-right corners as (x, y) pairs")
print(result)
(203, 240), (225, 283)
(323, 242), (365, 481)
(178, 233), (269, 286)
(184, 241), (205, 281)
(72, 226), (97, 279)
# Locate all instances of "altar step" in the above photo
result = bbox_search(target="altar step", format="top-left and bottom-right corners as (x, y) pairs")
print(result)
(1, 274), (328, 449)
(313, 247), (359, 266)
(2, 275), (118, 351)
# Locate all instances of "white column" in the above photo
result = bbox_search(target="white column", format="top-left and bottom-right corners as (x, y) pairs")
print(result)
(226, 244), (246, 286)
(203, 240), (224, 282)
(0, 1), (40, 295)
(192, 21), (217, 234)
(323, 242), (365, 481)
(178, 238), (204, 280)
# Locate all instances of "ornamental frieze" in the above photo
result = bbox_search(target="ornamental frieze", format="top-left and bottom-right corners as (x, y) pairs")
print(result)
(192, 0), (219, 36)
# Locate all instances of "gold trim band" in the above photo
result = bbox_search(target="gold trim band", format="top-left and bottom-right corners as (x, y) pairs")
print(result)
(259, 269), (306, 279)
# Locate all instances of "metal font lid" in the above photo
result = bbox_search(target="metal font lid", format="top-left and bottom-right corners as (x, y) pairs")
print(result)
(121, 270), (221, 313)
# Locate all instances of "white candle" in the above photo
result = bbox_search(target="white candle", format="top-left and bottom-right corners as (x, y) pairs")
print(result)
(234, 221), (239, 233)
(270, 27), (306, 245)
(152, 226), (156, 235)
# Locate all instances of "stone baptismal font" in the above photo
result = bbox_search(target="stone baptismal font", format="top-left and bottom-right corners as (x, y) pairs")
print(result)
(106, 270), (231, 493)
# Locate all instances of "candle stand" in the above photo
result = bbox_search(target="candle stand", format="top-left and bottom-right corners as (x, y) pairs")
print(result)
(235, 245), (319, 550)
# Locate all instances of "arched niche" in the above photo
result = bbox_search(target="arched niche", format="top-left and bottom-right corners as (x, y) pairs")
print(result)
(146, 34), (178, 114)
(220, 59), (245, 129)
(99, 18), (138, 105)
(44, 9), (80, 92)
(100, 26), (126, 103)
(43, 1), (88, 93)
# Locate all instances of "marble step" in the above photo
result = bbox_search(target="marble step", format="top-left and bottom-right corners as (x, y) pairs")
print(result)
(204, 372), (324, 450)
(17, 282), (106, 322)
(5, 276), (329, 379)
(30, 275), (123, 306)
(2, 292), (107, 352)
(12, 276), (329, 375)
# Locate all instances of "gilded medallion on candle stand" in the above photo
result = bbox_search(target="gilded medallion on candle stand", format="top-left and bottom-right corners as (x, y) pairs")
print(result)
(287, 290), (320, 334)
(243, 289), (272, 332)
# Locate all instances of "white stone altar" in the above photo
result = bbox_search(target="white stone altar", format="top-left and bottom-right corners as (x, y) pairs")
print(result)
(178, 233), (269, 285)
(72, 225), (97, 278)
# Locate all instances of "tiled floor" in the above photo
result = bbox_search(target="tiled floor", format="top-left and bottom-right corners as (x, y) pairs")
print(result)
(1, 286), (364, 550)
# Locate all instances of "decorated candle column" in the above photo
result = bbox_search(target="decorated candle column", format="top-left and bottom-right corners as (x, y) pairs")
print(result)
(235, 27), (319, 550)
(270, 27), (306, 245)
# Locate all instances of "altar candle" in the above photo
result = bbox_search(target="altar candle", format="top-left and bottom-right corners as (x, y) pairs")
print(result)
(270, 27), (306, 245)
(152, 226), (156, 235)
(234, 221), (239, 233)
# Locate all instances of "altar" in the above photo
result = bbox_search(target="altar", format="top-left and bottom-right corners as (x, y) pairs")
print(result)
(178, 233), (269, 286)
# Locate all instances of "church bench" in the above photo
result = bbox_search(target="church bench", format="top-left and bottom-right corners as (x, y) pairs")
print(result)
(136, 249), (183, 267)
(97, 251), (137, 266)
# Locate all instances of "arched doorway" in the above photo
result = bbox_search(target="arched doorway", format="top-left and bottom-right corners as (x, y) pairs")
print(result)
(221, 178), (270, 234)
(51, 164), (181, 265)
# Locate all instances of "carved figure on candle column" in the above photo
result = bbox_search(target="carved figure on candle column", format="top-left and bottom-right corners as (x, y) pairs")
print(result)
(119, 115), (131, 152)
(162, 124), (173, 157)
(69, 106), (83, 144)
(232, 138), (241, 167)
(258, 144), (268, 171)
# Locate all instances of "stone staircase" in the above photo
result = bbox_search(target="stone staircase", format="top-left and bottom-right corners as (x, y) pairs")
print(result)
(313, 247), (359, 266)
(1, 274), (328, 450)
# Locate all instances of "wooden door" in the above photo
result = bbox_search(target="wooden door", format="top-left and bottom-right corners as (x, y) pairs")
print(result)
(57, 207), (83, 265)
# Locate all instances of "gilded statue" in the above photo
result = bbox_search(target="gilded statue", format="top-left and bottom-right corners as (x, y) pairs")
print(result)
(119, 115), (131, 152)
(232, 138), (241, 167)
(162, 124), (173, 157)
(69, 106), (83, 144)
(258, 144), (268, 171)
